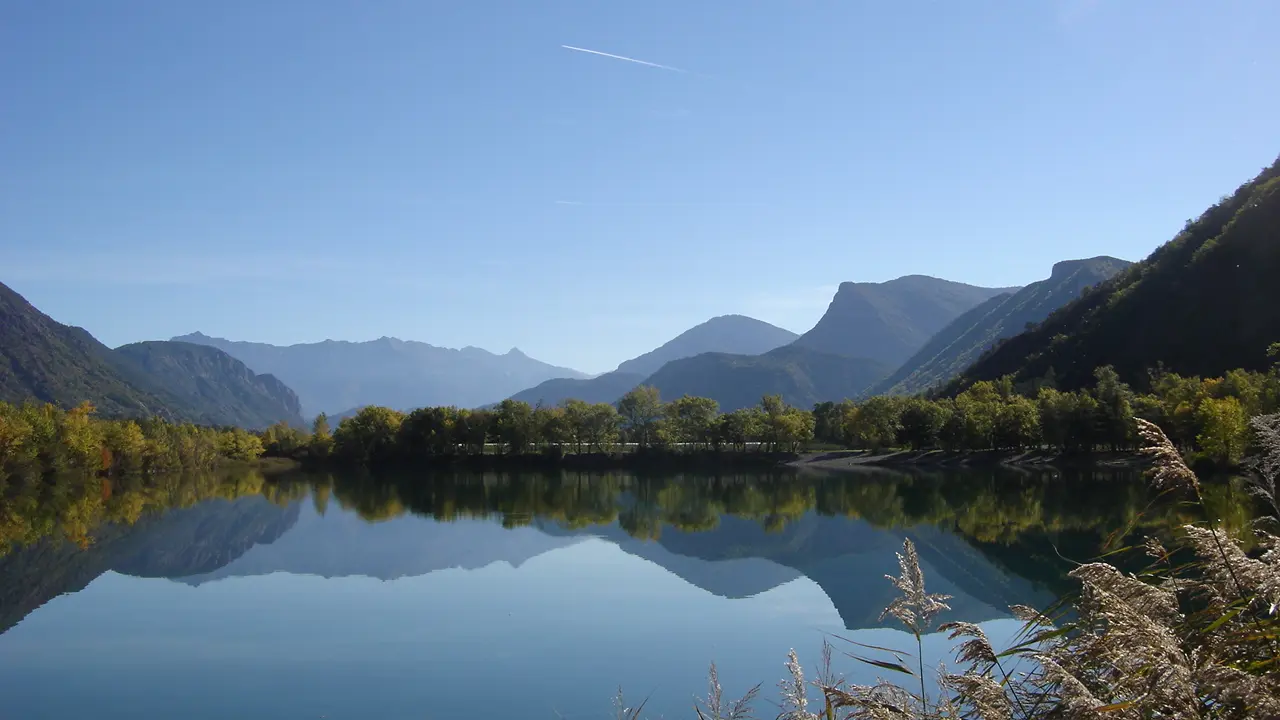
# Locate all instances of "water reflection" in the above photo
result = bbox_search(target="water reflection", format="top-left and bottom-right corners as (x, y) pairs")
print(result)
(0, 466), (1250, 719)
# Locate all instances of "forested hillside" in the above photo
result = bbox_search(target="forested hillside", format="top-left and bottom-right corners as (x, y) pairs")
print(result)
(0, 281), (189, 420)
(955, 157), (1280, 391)
(115, 342), (304, 429)
(0, 281), (306, 427)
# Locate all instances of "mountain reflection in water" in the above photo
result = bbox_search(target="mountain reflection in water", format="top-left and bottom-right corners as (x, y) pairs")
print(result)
(0, 466), (1247, 719)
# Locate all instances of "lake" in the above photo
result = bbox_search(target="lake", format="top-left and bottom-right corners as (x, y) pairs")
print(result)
(0, 466), (1230, 719)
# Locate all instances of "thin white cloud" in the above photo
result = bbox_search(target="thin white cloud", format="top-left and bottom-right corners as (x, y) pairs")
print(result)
(552, 200), (768, 208)
(561, 44), (686, 73)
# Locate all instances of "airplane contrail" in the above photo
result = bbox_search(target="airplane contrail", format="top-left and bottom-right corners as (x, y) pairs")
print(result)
(560, 44), (686, 73)
(554, 200), (767, 208)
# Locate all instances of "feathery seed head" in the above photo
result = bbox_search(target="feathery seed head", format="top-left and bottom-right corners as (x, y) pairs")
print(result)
(881, 538), (953, 634)
(1135, 417), (1201, 494)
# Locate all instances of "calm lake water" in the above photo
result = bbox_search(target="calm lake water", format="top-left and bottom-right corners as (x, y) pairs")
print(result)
(0, 466), (1231, 719)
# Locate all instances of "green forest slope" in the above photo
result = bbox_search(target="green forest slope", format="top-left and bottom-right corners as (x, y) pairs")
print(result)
(954, 157), (1280, 391)
(1, 281), (304, 427)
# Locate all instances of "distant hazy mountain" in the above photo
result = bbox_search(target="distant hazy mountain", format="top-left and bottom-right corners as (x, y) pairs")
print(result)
(115, 341), (303, 429)
(507, 315), (797, 407)
(509, 371), (647, 407)
(0, 280), (303, 427)
(641, 345), (891, 411)
(871, 257), (1131, 395)
(172, 333), (588, 417)
(616, 315), (798, 378)
(791, 276), (1016, 368)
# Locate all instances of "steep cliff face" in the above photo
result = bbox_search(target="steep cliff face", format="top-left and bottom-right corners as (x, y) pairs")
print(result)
(873, 256), (1131, 395)
(114, 341), (304, 428)
(791, 276), (1015, 367)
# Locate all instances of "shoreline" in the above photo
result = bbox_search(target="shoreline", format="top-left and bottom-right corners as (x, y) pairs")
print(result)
(281, 450), (803, 474)
(263, 447), (1156, 475)
(788, 448), (1151, 471)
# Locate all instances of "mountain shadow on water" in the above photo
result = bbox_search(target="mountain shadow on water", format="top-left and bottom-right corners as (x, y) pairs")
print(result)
(175, 501), (586, 584)
(536, 512), (1057, 629)
(143, 492), (1057, 631)
(4, 468), (1180, 640)
(0, 496), (299, 636)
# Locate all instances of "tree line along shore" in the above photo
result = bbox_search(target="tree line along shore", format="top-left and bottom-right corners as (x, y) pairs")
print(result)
(1, 362), (1275, 479)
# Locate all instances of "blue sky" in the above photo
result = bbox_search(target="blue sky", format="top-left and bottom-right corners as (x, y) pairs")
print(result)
(2, 1), (1277, 374)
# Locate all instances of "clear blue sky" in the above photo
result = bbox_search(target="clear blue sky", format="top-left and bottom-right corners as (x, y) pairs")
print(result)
(2, 1), (1277, 374)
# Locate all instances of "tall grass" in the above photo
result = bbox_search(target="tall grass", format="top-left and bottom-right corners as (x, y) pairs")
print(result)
(623, 416), (1280, 718)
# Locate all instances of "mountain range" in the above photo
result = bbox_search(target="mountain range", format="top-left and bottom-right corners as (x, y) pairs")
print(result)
(172, 332), (588, 418)
(0, 260), (1115, 421)
(512, 277), (1017, 410)
(0, 281), (301, 428)
(5, 154), (1277, 419)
